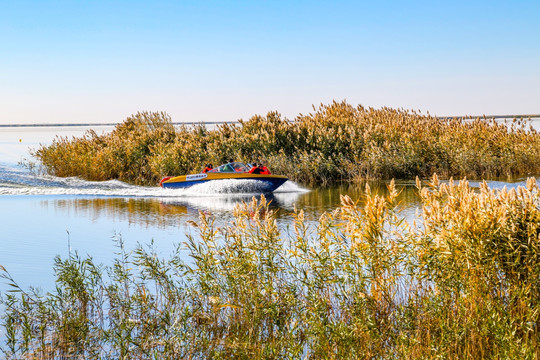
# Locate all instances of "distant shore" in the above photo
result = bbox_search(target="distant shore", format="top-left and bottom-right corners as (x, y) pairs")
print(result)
(0, 121), (231, 128)
(1, 114), (539, 128)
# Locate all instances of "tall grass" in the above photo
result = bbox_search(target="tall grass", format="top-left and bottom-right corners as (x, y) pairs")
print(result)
(2, 177), (539, 358)
(33, 102), (540, 185)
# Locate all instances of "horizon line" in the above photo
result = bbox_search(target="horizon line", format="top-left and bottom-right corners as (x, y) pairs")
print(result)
(1, 114), (539, 128)
(0, 121), (233, 128)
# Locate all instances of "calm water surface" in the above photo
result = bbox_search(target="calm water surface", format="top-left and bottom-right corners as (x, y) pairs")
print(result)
(0, 123), (538, 291)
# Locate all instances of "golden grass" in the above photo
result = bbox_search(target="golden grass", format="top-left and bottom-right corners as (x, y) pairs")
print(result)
(1, 178), (539, 358)
(32, 102), (540, 185)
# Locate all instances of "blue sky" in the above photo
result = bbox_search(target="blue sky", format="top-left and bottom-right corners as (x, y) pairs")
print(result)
(1, 1), (539, 124)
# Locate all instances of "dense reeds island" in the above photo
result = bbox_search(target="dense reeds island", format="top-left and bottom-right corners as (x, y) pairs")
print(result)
(1, 177), (539, 358)
(33, 101), (540, 185)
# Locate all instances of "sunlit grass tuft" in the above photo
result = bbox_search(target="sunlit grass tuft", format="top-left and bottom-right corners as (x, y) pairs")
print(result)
(33, 102), (540, 185)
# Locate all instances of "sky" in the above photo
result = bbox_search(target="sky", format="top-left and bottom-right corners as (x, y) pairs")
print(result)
(1, 0), (539, 125)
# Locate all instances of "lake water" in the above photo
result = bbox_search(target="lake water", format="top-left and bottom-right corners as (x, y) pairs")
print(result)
(0, 122), (538, 292)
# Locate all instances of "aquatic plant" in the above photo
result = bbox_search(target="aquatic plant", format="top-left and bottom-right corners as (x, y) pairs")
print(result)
(33, 103), (540, 185)
(1, 178), (539, 358)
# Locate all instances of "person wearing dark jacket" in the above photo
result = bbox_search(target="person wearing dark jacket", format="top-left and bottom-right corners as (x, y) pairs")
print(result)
(249, 164), (263, 174)
(260, 164), (271, 174)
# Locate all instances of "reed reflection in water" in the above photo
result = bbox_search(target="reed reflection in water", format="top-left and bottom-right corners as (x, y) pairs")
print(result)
(46, 182), (423, 230)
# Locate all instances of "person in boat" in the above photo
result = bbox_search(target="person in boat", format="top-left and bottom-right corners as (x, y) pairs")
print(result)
(232, 163), (245, 172)
(210, 161), (252, 173)
(202, 163), (213, 173)
(260, 163), (271, 174)
(221, 159), (238, 172)
(249, 163), (264, 174)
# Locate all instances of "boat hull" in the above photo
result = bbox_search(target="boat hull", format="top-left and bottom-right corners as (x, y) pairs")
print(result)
(161, 173), (288, 192)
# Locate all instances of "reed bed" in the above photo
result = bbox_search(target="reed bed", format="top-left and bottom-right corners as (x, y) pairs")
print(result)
(2, 177), (539, 359)
(33, 102), (540, 185)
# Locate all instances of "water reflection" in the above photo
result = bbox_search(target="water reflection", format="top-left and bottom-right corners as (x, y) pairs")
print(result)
(48, 197), (191, 229)
(47, 181), (424, 229)
(48, 191), (307, 230)
(292, 181), (422, 219)
(35, 176), (538, 236)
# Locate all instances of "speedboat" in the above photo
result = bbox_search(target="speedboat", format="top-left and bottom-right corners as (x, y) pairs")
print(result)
(159, 162), (288, 192)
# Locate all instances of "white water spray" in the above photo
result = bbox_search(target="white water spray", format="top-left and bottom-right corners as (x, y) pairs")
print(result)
(0, 165), (308, 198)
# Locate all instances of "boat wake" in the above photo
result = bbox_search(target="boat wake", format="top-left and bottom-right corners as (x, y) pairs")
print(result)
(0, 165), (308, 198)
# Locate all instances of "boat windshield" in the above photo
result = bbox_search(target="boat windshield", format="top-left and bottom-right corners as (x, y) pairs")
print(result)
(208, 162), (251, 173)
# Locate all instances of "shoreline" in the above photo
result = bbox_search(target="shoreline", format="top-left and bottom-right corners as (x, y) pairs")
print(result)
(1, 114), (540, 128)
(0, 121), (232, 128)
